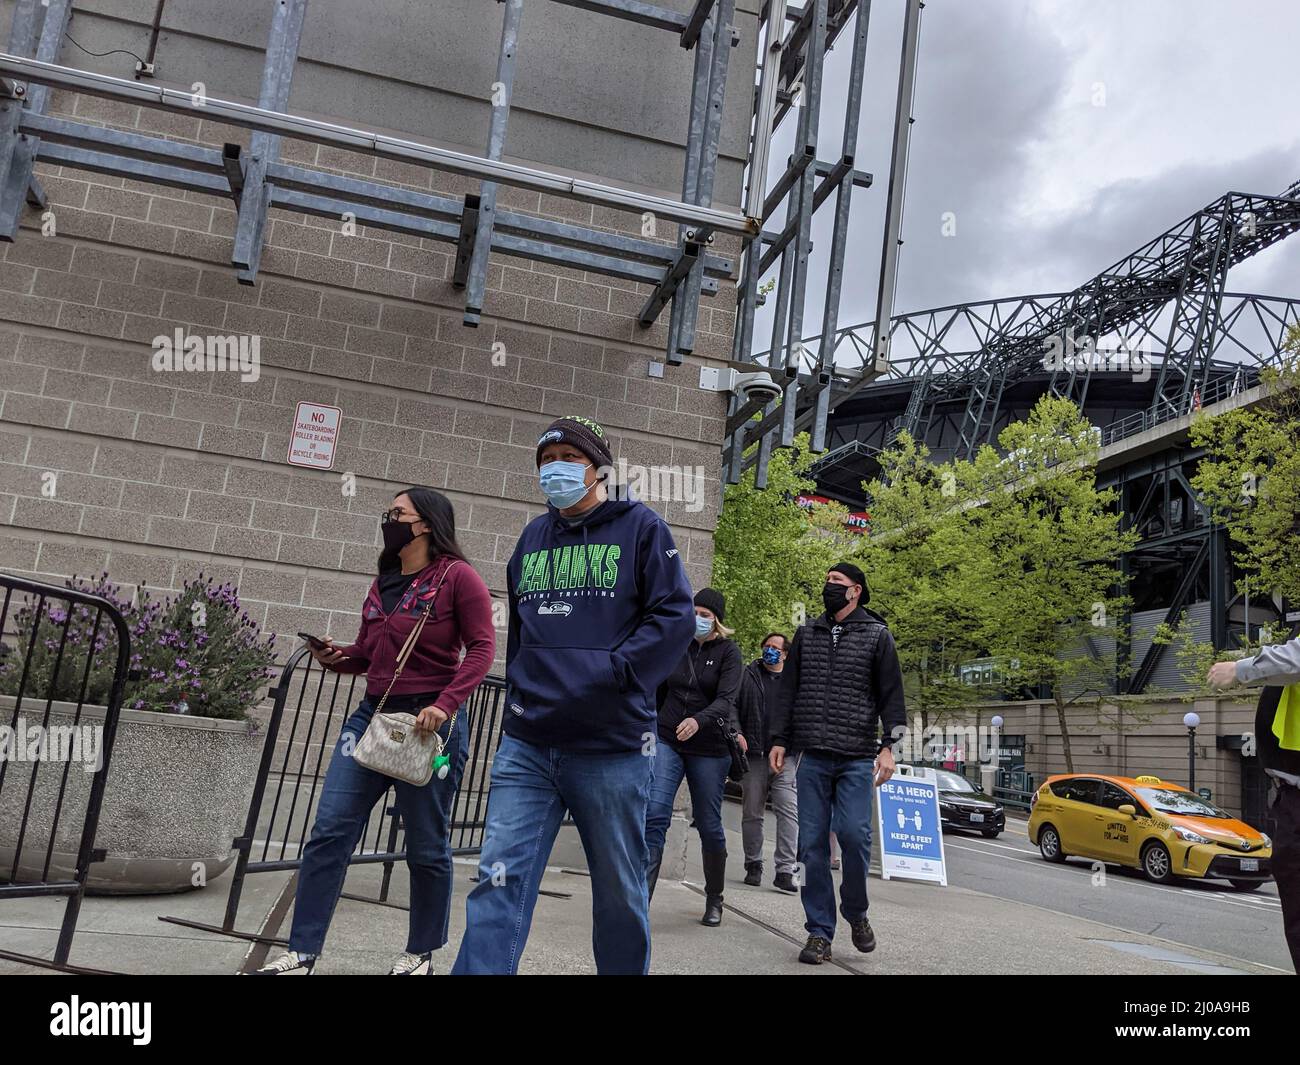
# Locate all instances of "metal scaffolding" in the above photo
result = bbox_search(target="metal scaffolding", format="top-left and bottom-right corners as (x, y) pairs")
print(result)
(721, 0), (922, 488)
(1, 0), (912, 486)
(0, 0), (761, 360)
(775, 177), (1300, 481)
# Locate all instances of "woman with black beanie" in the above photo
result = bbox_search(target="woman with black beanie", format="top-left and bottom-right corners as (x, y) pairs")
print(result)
(645, 587), (743, 926)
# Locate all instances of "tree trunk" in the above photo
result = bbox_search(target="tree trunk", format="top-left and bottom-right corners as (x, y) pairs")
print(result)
(1053, 686), (1075, 773)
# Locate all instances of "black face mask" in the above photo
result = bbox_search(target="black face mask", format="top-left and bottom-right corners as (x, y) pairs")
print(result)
(381, 518), (422, 553)
(822, 582), (853, 615)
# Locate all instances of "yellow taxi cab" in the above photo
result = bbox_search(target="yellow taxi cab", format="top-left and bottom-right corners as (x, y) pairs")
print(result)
(1027, 773), (1273, 890)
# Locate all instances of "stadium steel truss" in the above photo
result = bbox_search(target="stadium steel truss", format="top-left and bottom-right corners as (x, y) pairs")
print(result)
(0, 0), (913, 434)
(729, 176), (1300, 486)
(774, 177), (1300, 700)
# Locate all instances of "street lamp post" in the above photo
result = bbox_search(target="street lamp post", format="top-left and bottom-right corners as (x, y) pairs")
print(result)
(1183, 711), (1200, 792)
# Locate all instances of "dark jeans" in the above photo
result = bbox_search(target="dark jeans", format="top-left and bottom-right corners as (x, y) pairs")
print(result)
(288, 698), (468, 956)
(452, 734), (655, 975)
(1272, 781), (1300, 972)
(645, 742), (730, 854)
(795, 749), (875, 941)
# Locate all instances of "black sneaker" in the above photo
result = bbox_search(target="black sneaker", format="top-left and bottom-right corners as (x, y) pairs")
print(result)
(798, 936), (833, 965)
(773, 871), (798, 894)
(743, 861), (763, 886)
(849, 917), (876, 953)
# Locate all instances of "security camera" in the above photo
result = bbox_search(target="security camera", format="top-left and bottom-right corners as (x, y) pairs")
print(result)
(735, 371), (782, 403)
(697, 366), (784, 401)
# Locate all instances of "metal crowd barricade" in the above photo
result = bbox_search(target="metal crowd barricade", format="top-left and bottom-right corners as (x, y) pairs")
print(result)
(160, 648), (506, 946)
(0, 573), (131, 974)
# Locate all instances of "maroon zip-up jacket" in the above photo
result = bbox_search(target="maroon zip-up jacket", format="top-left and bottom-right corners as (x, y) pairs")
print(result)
(332, 556), (496, 715)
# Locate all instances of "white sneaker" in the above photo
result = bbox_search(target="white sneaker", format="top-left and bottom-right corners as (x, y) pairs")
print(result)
(388, 950), (433, 975)
(253, 950), (316, 975)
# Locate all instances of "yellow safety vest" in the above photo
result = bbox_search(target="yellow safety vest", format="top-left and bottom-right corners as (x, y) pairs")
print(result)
(1276, 684), (1300, 752)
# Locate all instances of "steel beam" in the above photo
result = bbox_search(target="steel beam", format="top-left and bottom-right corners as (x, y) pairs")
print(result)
(808, 0), (874, 452)
(231, 0), (308, 285)
(463, 0), (524, 327)
(544, 0), (691, 33)
(0, 54), (760, 237)
(0, 0), (39, 236)
(0, 0), (70, 239)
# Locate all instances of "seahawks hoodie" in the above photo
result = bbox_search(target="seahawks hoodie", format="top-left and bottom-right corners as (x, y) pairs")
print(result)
(503, 497), (695, 753)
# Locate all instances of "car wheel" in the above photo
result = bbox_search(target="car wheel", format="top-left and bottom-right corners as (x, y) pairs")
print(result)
(1229, 879), (1262, 892)
(981, 829), (1001, 839)
(1141, 841), (1173, 884)
(1038, 824), (1066, 862)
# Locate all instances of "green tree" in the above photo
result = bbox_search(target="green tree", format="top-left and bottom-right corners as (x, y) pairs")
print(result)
(855, 433), (992, 734)
(712, 433), (853, 657)
(961, 396), (1137, 772)
(1190, 326), (1300, 608)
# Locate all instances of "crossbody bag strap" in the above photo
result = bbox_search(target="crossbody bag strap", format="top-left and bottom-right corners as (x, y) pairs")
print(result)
(372, 559), (461, 716)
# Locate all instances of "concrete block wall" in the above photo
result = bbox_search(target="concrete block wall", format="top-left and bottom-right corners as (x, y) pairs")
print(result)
(0, 0), (753, 676)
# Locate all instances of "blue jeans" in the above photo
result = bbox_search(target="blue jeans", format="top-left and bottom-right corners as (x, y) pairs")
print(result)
(796, 749), (875, 941)
(645, 742), (730, 854)
(288, 698), (468, 956)
(452, 734), (654, 975)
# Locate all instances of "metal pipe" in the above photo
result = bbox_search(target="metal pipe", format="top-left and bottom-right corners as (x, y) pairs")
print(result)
(464, 0), (524, 327)
(0, 52), (760, 236)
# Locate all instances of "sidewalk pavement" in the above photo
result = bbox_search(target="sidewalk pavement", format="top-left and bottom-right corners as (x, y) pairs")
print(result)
(0, 810), (1278, 976)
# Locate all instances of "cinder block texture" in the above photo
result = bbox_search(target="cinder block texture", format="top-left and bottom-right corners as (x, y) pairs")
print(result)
(0, 1), (748, 669)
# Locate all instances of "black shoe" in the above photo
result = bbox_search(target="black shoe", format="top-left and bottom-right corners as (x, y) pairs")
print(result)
(798, 936), (832, 964)
(743, 861), (763, 886)
(849, 917), (876, 953)
(701, 849), (727, 926)
(702, 895), (724, 926)
(773, 871), (798, 894)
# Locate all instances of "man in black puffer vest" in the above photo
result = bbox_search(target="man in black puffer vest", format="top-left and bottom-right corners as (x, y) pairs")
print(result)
(768, 562), (906, 965)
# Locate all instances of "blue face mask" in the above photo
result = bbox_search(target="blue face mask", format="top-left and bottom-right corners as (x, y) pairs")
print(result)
(695, 615), (714, 639)
(539, 460), (592, 509)
(762, 646), (782, 666)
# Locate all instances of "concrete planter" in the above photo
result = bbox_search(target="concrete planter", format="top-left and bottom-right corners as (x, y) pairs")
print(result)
(0, 697), (261, 895)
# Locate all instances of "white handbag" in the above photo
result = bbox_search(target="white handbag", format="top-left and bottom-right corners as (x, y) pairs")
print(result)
(353, 562), (460, 786)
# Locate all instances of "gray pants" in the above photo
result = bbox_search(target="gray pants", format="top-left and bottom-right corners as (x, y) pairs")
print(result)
(741, 755), (799, 873)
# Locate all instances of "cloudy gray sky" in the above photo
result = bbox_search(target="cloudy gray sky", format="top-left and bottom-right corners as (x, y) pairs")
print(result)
(757, 0), (1300, 351)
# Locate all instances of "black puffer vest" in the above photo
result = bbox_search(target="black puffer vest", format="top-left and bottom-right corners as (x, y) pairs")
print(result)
(786, 608), (892, 757)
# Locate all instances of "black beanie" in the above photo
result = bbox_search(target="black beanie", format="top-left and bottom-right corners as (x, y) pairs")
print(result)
(694, 587), (726, 622)
(828, 562), (869, 605)
(535, 415), (614, 471)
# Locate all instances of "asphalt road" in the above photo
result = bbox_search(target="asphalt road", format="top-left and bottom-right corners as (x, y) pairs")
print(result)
(940, 816), (1292, 972)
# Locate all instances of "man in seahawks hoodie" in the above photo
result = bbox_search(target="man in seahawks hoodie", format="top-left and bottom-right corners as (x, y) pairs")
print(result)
(453, 416), (696, 975)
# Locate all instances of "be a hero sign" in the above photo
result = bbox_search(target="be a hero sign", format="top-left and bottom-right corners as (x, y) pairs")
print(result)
(288, 401), (342, 470)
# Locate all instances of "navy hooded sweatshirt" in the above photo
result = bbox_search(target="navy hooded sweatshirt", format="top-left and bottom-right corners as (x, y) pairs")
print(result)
(503, 497), (696, 753)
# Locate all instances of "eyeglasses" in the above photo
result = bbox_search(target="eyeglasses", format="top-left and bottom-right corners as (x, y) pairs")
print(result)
(381, 507), (413, 523)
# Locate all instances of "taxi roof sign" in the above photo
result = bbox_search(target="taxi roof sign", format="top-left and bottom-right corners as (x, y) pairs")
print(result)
(1134, 775), (1163, 784)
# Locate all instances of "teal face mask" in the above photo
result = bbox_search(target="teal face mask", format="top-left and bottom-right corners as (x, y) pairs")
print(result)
(695, 615), (714, 639)
(539, 460), (591, 508)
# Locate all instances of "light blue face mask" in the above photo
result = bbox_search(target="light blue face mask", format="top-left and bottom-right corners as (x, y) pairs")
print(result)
(695, 615), (714, 639)
(539, 460), (592, 509)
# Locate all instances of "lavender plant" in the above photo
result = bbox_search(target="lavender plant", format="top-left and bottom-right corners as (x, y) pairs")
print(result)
(0, 572), (278, 721)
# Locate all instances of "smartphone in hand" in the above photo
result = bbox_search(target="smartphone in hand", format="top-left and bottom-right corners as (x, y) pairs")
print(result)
(297, 632), (329, 652)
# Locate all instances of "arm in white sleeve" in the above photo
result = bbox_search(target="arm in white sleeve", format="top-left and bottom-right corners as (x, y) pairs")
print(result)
(1235, 637), (1300, 686)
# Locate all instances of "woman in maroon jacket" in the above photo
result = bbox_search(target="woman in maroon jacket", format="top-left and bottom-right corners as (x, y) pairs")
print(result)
(256, 487), (495, 975)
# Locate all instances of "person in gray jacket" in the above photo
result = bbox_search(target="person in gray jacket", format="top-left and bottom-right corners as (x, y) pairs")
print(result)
(1209, 637), (1300, 971)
